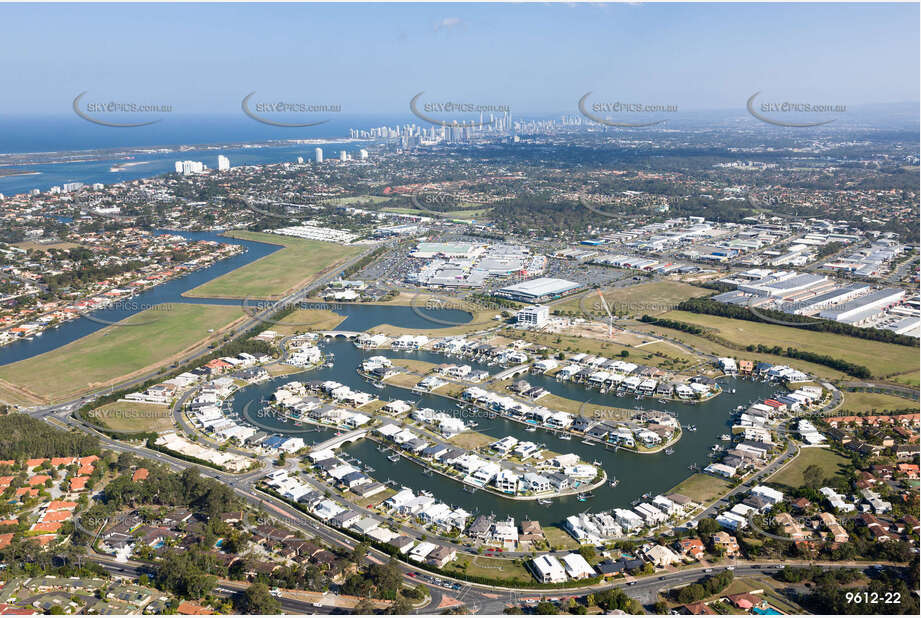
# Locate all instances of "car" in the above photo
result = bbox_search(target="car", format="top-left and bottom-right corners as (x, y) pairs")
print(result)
(407, 572), (417, 578)
(627, 581), (636, 586)
(705, 568), (713, 573)
(659, 576), (666, 580)
(726, 566), (734, 571)
(312, 603), (322, 608)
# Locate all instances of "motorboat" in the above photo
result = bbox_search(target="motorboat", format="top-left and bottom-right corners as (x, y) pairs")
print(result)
(558, 434), (571, 441)
(720, 434), (731, 441)
(665, 448), (675, 455)
(609, 477), (619, 488)
(387, 454), (400, 463)
(537, 498), (552, 505)
(592, 460), (602, 466)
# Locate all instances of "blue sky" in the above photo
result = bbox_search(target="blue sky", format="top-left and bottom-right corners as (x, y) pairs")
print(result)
(1, 2), (917, 115)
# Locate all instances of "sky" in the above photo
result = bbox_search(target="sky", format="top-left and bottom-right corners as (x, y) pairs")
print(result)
(0, 2), (918, 117)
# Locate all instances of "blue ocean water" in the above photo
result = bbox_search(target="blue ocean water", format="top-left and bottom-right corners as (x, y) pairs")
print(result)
(0, 114), (410, 195)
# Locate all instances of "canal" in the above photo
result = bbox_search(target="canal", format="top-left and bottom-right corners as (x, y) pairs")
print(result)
(231, 336), (780, 527)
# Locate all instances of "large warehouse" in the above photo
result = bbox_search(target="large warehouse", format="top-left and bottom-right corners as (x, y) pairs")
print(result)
(494, 277), (582, 302)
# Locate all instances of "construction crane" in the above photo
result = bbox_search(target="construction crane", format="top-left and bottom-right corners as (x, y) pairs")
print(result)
(597, 289), (615, 338)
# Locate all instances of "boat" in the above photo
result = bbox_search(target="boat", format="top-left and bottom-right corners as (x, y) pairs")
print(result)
(558, 434), (571, 441)
(420, 490), (433, 498)
(609, 477), (619, 488)
(687, 425), (697, 432)
(720, 434), (731, 441)
(537, 498), (552, 505)
(665, 448), (675, 455)
(577, 494), (588, 502)
(581, 439), (593, 445)
(464, 486), (477, 494)
(525, 426), (537, 432)
(387, 454), (400, 463)
(372, 382), (384, 389)
(591, 460), (602, 466)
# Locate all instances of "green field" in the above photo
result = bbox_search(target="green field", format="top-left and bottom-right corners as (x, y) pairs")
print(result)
(444, 554), (534, 582)
(839, 390), (918, 414)
(269, 309), (346, 336)
(768, 447), (850, 490)
(86, 401), (175, 434)
(891, 371), (920, 387)
(0, 304), (243, 403)
(659, 310), (919, 378)
(668, 473), (733, 505)
(555, 281), (711, 316)
(183, 231), (363, 299)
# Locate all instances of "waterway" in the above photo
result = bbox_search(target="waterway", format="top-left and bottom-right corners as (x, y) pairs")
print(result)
(0, 230), (284, 366)
(232, 338), (780, 527)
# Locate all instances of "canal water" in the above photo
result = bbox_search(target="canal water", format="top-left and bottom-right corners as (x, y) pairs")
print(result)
(0, 230), (285, 366)
(232, 337), (780, 527)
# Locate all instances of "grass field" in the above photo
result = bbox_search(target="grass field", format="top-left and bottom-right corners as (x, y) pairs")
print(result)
(447, 432), (497, 450)
(668, 473), (733, 504)
(543, 525), (580, 551)
(0, 304), (243, 403)
(184, 231), (362, 299)
(890, 371), (920, 387)
(554, 281), (711, 317)
(86, 401), (174, 434)
(659, 310), (919, 378)
(445, 554), (534, 582)
(768, 447), (850, 490)
(269, 309), (346, 336)
(839, 390), (918, 413)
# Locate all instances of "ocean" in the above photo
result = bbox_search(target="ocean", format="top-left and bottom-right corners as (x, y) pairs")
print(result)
(0, 114), (410, 195)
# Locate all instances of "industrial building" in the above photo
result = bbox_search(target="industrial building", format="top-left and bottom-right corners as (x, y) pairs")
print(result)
(494, 277), (581, 303)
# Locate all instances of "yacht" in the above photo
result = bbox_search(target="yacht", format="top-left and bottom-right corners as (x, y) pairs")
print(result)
(525, 426), (537, 432)
(665, 448), (675, 455)
(420, 490), (434, 498)
(591, 460), (602, 466)
(609, 477), (619, 488)
(720, 434), (731, 441)
(387, 453), (400, 463)
(577, 493), (593, 502)
(558, 434), (571, 441)
(537, 498), (552, 505)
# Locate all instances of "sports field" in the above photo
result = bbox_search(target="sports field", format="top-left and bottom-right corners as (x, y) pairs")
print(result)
(659, 310), (919, 378)
(0, 304), (243, 403)
(184, 231), (363, 299)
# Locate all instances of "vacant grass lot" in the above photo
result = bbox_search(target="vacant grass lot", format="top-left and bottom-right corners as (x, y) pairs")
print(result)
(269, 309), (346, 336)
(184, 231), (362, 299)
(768, 447), (850, 490)
(668, 473), (733, 505)
(659, 310), (919, 378)
(839, 390), (918, 413)
(86, 401), (174, 434)
(0, 304), (243, 403)
(444, 554), (534, 582)
(555, 281), (711, 317)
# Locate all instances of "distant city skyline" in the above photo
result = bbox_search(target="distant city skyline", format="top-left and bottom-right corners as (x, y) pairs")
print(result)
(0, 2), (917, 117)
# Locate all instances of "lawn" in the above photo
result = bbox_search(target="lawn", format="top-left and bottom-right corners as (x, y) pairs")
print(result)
(447, 432), (497, 450)
(445, 554), (534, 582)
(890, 371), (920, 387)
(768, 447), (850, 490)
(838, 390), (918, 414)
(183, 230), (363, 299)
(659, 310), (919, 378)
(543, 525), (580, 551)
(86, 401), (174, 434)
(554, 281), (711, 316)
(269, 309), (346, 336)
(0, 304), (243, 403)
(668, 473), (733, 505)
(511, 329), (697, 371)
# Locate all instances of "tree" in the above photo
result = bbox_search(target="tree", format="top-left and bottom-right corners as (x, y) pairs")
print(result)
(388, 597), (413, 615)
(803, 464), (825, 489)
(234, 583), (281, 615)
(696, 517), (720, 536)
(535, 601), (559, 614)
(654, 600), (670, 614)
(353, 598), (376, 615)
(578, 544), (597, 563)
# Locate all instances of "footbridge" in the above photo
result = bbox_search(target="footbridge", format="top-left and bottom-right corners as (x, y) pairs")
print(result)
(310, 429), (369, 452)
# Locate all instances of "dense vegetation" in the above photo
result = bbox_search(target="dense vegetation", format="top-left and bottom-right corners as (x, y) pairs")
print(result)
(639, 314), (705, 334)
(0, 414), (100, 460)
